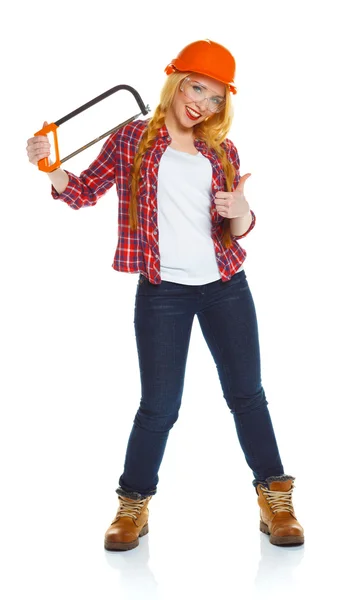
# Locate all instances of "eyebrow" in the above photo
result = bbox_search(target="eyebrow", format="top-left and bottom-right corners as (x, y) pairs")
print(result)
(192, 80), (225, 99)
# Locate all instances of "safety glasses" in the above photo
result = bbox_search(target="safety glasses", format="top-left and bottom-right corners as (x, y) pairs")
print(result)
(179, 77), (226, 113)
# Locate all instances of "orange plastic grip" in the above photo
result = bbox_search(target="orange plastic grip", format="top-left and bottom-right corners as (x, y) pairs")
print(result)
(34, 122), (60, 172)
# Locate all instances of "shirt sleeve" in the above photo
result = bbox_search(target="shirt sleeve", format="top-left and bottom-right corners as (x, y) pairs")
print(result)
(51, 132), (118, 210)
(224, 137), (256, 240)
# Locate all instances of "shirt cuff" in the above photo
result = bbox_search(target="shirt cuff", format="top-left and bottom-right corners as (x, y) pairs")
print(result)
(231, 209), (256, 240)
(51, 170), (81, 205)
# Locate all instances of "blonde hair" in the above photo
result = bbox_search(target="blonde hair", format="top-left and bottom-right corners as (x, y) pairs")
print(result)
(129, 71), (237, 249)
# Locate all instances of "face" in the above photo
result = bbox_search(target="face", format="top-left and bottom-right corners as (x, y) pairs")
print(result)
(167, 73), (226, 131)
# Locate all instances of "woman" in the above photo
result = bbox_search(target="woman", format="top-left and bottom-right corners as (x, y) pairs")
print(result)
(26, 39), (304, 551)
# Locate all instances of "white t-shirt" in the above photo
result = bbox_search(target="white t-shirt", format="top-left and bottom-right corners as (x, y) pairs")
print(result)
(157, 146), (244, 285)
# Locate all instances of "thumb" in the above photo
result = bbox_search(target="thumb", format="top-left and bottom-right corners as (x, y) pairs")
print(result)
(42, 120), (48, 128)
(237, 172), (252, 192)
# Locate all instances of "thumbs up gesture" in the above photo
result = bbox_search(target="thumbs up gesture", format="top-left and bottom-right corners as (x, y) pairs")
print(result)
(214, 173), (251, 219)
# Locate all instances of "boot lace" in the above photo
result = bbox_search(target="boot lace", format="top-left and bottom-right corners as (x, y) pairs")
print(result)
(114, 497), (148, 522)
(260, 485), (294, 514)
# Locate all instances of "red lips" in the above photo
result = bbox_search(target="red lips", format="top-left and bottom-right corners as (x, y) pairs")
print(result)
(185, 106), (201, 120)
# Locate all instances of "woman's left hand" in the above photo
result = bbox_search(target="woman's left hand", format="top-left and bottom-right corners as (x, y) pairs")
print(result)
(214, 173), (251, 219)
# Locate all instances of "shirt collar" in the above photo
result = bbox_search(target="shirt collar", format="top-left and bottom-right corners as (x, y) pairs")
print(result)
(158, 123), (171, 140)
(157, 122), (208, 152)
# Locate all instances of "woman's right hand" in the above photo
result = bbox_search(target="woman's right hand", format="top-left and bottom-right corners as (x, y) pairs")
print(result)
(27, 121), (69, 193)
(26, 121), (51, 167)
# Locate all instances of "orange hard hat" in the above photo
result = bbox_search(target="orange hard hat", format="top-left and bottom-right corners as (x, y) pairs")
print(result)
(164, 39), (237, 94)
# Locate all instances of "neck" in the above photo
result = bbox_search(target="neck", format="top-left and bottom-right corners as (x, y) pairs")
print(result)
(165, 114), (194, 141)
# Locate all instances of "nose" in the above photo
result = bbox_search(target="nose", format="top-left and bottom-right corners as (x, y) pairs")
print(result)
(193, 97), (209, 112)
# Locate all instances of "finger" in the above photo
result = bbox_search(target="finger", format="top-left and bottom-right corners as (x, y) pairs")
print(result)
(215, 191), (231, 199)
(215, 196), (231, 204)
(28, 136), (50, 144)
(27, 140), (50, 150)
(214, 201), (227, 209)
(28, 151), (51, 165)
(31, 152), (51, 161)
(27, 146), (50, 159)
(28, 147), (50, 157)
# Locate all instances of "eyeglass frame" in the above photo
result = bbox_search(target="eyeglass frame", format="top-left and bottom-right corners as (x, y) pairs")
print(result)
(179, 76), (227, 114)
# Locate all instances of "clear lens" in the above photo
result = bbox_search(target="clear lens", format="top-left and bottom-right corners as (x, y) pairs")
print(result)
(180, 78), (226, 113)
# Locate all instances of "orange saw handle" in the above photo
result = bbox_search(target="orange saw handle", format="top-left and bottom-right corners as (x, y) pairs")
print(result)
(34, 122), (60, 173)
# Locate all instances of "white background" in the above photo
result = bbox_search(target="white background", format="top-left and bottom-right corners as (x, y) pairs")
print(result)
(1, 0), (347, 598)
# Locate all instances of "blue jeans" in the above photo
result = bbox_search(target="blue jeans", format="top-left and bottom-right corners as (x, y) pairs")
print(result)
(117, 270), (284, 499)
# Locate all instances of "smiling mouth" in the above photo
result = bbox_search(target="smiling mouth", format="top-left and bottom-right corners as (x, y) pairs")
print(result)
(185, 106), (202, 120)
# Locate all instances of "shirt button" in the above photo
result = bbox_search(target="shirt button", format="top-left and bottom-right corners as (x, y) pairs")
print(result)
(217, 252), (221, 256)
(154, 229), (158, 234)
(153, 208), (157, 212)
(154, 163), (158, 167)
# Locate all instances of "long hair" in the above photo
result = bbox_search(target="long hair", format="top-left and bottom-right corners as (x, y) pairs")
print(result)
(129, 71), (237, 249)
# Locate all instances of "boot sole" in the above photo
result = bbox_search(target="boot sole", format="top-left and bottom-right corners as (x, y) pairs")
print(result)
(104, 522), (149, 551)
(260, 520), (304, 546)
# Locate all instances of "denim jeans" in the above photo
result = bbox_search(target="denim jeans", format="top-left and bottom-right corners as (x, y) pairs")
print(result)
(117, 270), (285, 500)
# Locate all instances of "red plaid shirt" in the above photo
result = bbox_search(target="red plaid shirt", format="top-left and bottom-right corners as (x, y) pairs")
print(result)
(51, 119), (256, 284)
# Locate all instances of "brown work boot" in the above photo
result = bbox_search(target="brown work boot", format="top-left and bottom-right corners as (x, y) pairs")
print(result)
(104, 494), (153, 551)
(256, 475), (304, 546)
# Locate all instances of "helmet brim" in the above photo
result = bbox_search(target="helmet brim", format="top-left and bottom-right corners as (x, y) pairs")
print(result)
(164, 64), (237, 94)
